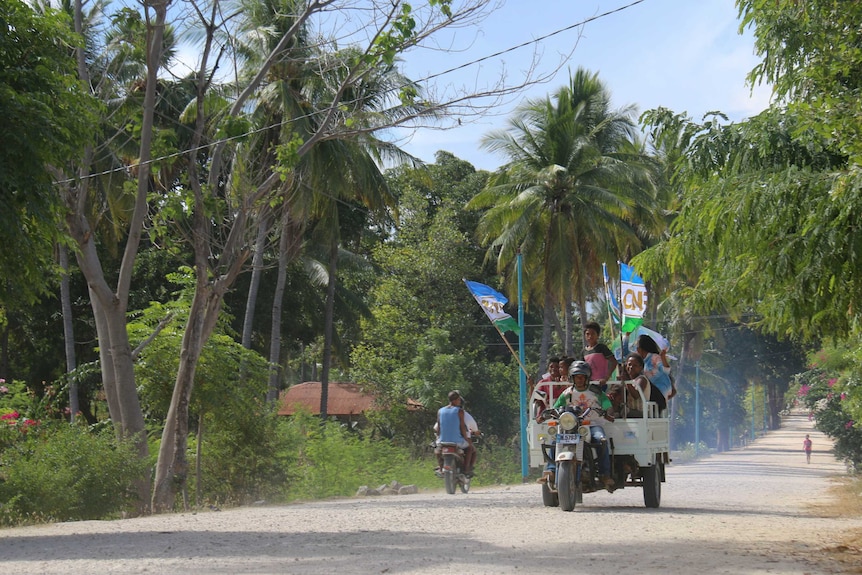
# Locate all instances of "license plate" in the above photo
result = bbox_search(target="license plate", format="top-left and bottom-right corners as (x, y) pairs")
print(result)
(557, 433), (580, 445)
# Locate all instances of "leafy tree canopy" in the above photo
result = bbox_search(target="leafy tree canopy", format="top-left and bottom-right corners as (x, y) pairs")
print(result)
(0, 0), (97, 304)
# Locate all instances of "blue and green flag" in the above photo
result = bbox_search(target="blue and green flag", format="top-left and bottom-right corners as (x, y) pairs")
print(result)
(620, 262), (647, 333)
(464, 279), (520, 335)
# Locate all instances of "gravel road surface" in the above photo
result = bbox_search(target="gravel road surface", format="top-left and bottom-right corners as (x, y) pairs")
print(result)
(1, 411), (859, 574)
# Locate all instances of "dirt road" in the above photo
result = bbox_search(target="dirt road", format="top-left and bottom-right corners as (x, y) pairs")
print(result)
(1, 412), (859, 574)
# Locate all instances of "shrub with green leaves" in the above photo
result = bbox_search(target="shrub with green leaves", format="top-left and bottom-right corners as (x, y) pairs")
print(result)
(0, 422), (147, 525)
(277, 411), (522, 500)
(796, 366), (862, 473)
(191, 400), (290, 506)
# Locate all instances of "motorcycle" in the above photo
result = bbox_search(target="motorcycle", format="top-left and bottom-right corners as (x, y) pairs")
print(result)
(538, 405), (592, 511)
(435, 435), (479, 494)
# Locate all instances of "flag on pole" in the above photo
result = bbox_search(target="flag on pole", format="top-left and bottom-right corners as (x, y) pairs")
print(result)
(620, 262), (647, 333)
(464, 279), (520, 335)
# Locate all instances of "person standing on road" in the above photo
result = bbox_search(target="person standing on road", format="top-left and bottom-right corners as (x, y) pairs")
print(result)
(803, 434), (812, 463)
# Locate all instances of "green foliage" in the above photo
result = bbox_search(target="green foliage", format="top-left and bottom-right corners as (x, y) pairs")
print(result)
(367, 3), (416, 66)
(739, 0), (862, 163)
(795, 347), (862, 472)
(673, 441), (713, 463)
(283, 412), (411, 499)
(277, 411), (522, 500)
(639, 103), (861, 340)
(191, 400), (289, 506)
(0, 379), (32, 417)
(471, 67), (657, 317)
(350, 153), (522, 440)
(0, 0), (98, 305)
(641, 4), (862, 341)
(0, 422), (147, 525)
(274, 132), (305, 178)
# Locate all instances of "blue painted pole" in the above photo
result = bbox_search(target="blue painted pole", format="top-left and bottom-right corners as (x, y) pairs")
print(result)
(517, 252), (528, 480)
(695, 361), (700, 455)
(751, 384), (756, 440)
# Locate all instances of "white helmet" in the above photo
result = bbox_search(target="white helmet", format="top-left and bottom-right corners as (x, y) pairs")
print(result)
(569, 360), (591, 379)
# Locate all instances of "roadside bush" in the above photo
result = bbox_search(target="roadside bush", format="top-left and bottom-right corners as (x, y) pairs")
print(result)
(470, 436), (522, 484)
(796, 366), (862, 473)
(276, 412), (523, 500)
(191, 402), (290, 506)
(0, 422), (147, 525)
(283, 412), (414, 500)
(673, 441), (712, 463)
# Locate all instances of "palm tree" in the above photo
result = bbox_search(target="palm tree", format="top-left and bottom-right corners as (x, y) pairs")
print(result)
(232, 2), (408, 408)
(290, 44), (428, 418)
(468, 68), (656, 362)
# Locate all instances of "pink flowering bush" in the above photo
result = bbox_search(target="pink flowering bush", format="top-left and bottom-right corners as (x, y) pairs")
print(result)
(795, 367), (862, 472)
(0, 379), (33, 416)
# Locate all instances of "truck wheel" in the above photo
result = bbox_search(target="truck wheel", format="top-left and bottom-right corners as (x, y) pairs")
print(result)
(643, 459), (662, 508)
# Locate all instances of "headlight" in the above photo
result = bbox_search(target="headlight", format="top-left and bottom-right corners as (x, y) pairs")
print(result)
(578, 425), (591, 439)
(559, 411), (577, 431)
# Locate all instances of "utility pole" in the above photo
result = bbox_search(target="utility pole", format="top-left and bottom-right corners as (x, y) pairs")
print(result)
(695, 361), (700, 455)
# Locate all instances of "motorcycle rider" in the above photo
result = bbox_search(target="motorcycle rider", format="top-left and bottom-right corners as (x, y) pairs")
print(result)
(436, 390), (475, 477)
(554, 360), (616, 491)
(434, 399), (479, 476)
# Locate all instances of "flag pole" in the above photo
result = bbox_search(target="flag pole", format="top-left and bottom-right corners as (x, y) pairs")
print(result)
(492, 323), (530, 378)
(602, 263), (617, 343)
(517, 251), (529, 481)
(618, 260), (626, 364)
(602, 263), (618, 379)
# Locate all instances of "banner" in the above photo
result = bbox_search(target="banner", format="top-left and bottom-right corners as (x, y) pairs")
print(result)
(463, 279), (520, 335)
(620, 262), (647, 333)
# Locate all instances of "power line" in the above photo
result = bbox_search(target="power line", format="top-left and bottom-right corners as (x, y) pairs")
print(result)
(421, 0), (647, 84)
(54, 0), (650, 186)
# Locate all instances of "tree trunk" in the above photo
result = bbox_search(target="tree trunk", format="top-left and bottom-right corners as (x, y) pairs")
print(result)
(195, 415), (203, 508)
(63, 0), (170, 513)
(539, 290), (553, 376)
(576, 288), (588, 355)
(59, 244), (79, 421)
(563, 291), (573, 358)
(152, 285), (224, 511)
(671, 330), (697, 449)
(0, 323), (8, 380)
(241, 211), (270, 350)
(319, 241), (339, 421)
(551, 307), (565, 352)
(267, 211), (292, 403)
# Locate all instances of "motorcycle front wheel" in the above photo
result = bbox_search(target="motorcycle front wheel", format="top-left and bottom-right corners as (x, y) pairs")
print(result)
(557, 460), (577, 512)
(443, 454), (456, 495)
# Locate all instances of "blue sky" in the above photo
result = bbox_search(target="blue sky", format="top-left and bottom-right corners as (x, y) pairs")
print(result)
(392, 0), (772, 171)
